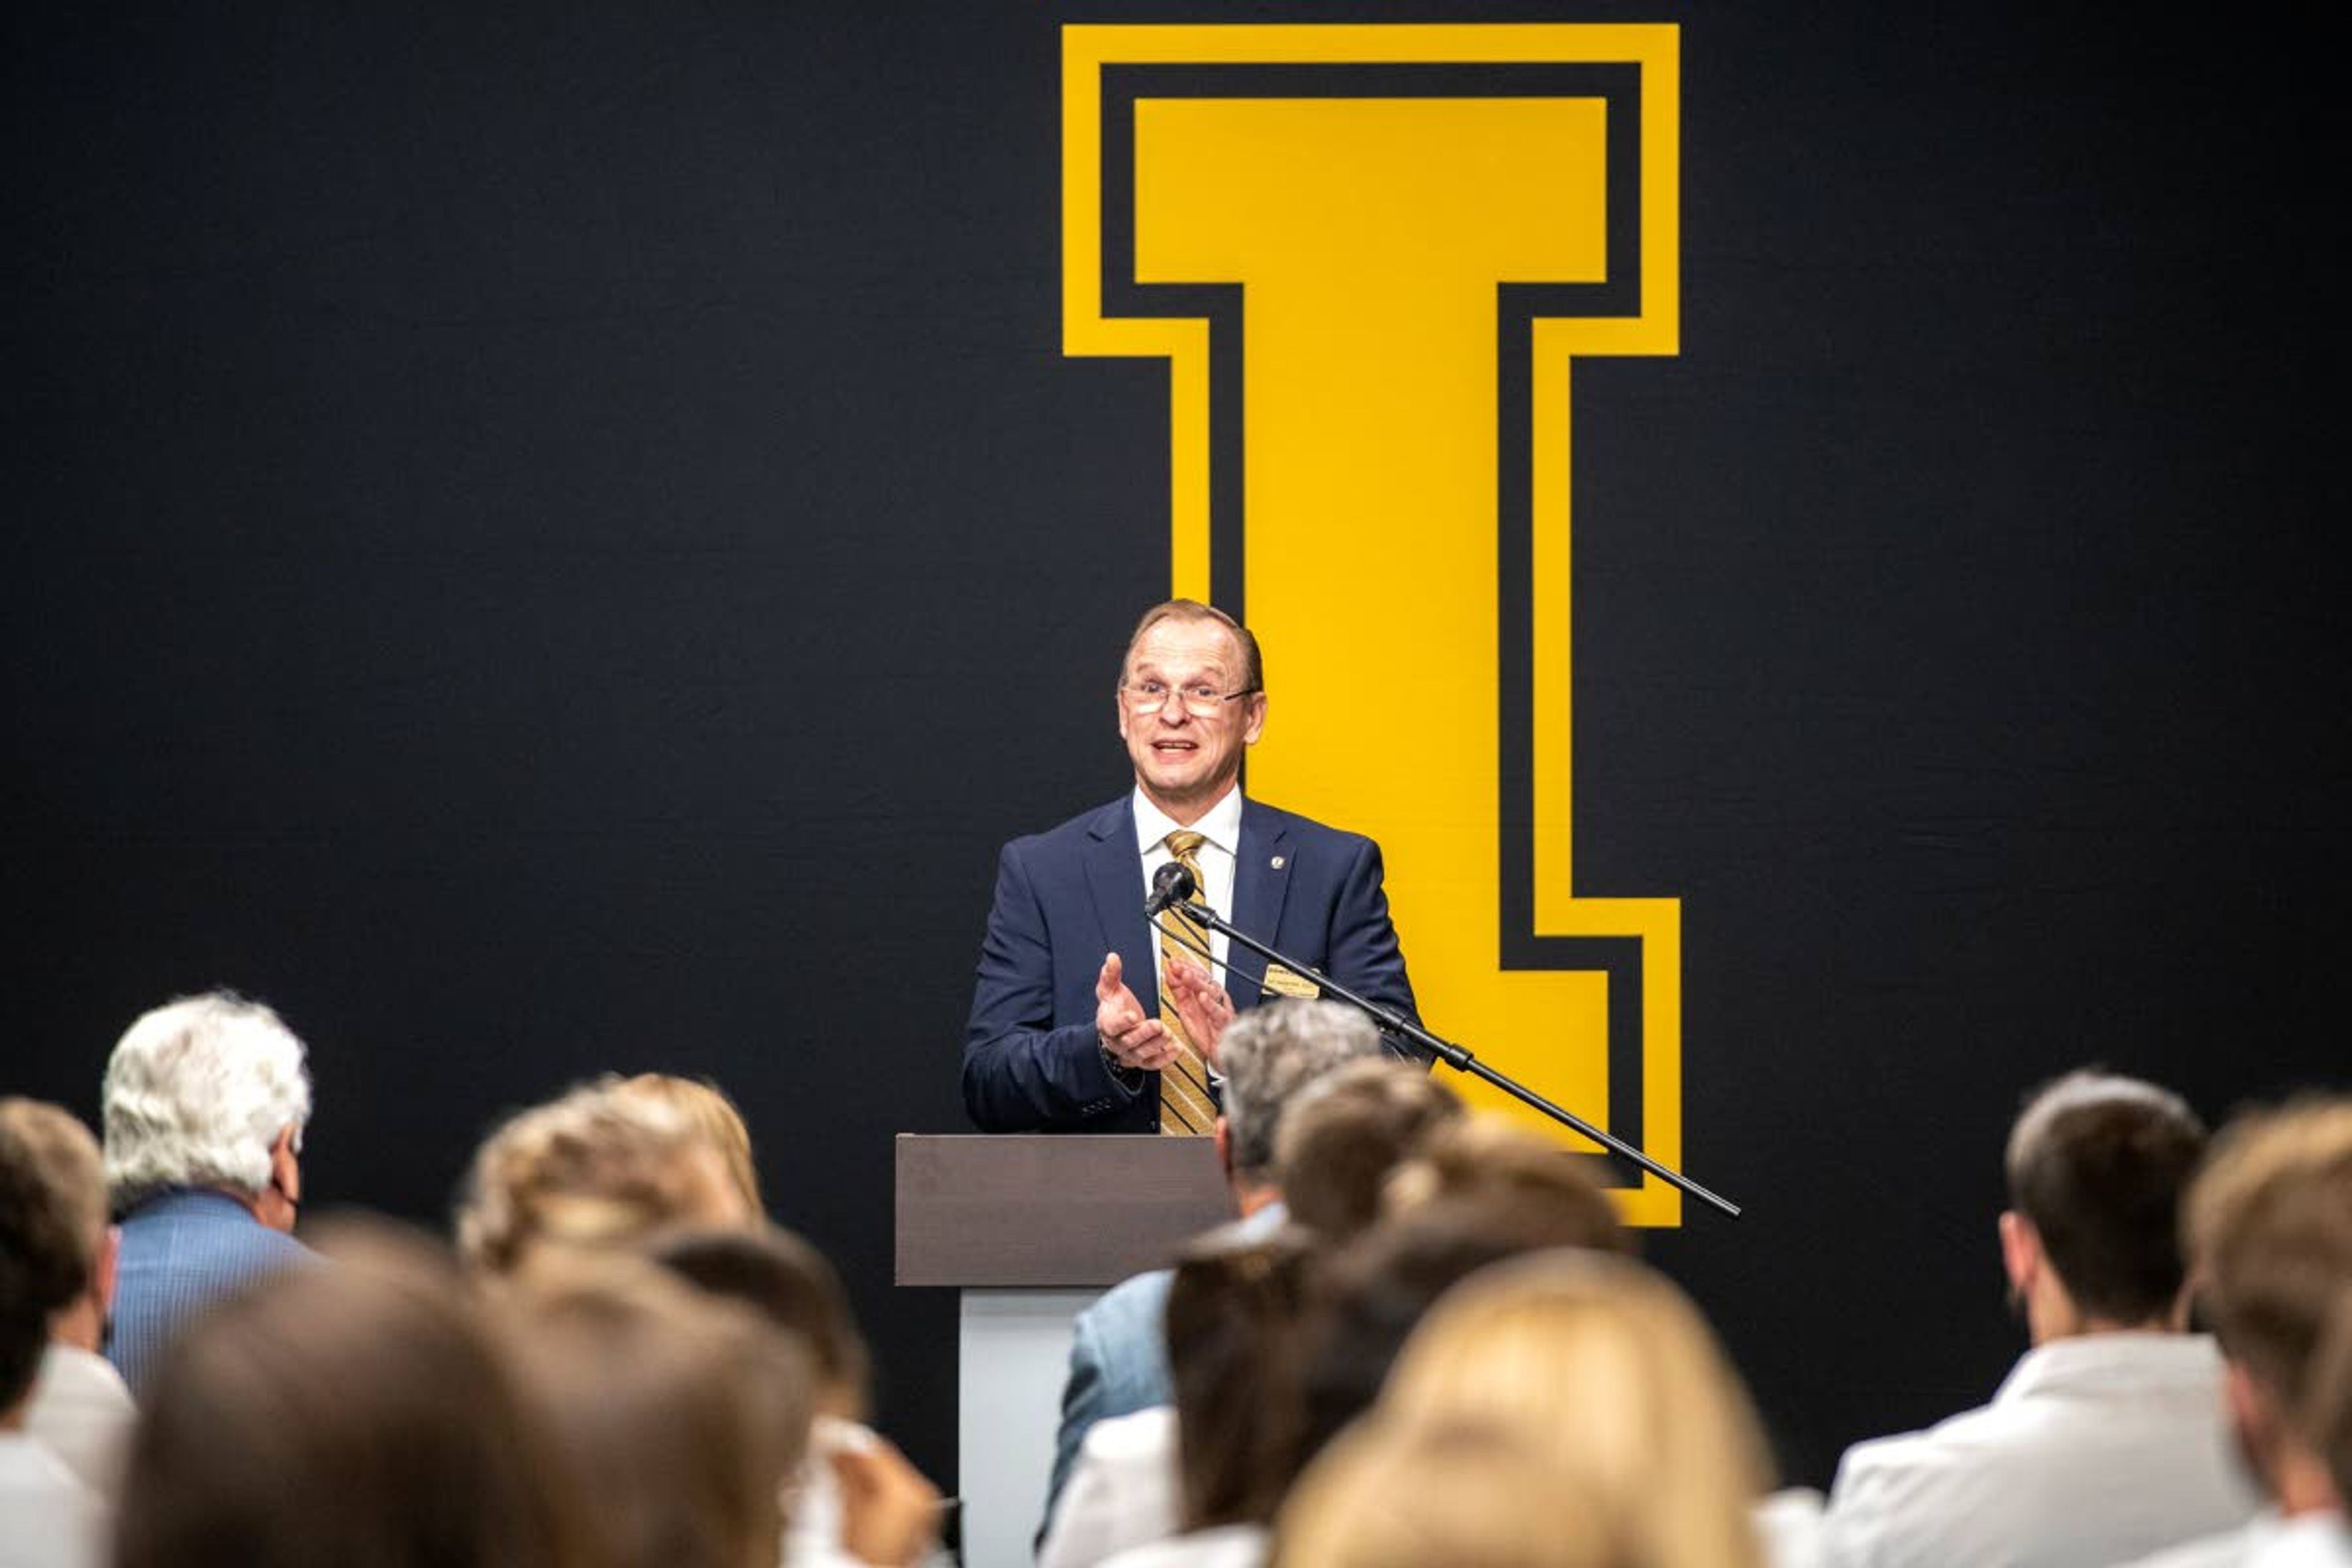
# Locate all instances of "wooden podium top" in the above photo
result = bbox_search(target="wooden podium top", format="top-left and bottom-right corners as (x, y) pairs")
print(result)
(894, 1133), (1234, 1287)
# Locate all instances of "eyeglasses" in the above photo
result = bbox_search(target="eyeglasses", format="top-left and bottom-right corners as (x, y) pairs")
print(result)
(1120, 679), (1261, 717)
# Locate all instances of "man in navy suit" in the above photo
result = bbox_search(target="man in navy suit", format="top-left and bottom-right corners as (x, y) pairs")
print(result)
(962, 598), (1420, 1134)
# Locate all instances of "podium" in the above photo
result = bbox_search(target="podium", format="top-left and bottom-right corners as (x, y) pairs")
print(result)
(897, 1134), (1232, 1568)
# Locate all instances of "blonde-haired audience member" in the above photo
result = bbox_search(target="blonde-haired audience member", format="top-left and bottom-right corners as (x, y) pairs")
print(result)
(1375, 1248), (1771, 1568)
(650, 1226), (947, 1568)
(0, 1098), (134, 1504)
(2123, 1095), (2352, 1567)
(497, 1249), (813, 1568)
(456, 1076), (758, 1278)
(1273, 1417), (1633, 1568)
(612, 1072), (765, 1218)
(1817, 1069), (2260, 1568)
(113, 1219), (589, 1568)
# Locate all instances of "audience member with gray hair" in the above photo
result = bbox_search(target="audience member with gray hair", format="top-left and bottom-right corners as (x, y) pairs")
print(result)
(1038, 1000), (1390, 1552)
(99, 990), (314, 1395)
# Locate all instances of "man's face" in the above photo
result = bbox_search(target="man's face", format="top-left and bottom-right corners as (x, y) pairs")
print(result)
(1117, 616), (1266, 822)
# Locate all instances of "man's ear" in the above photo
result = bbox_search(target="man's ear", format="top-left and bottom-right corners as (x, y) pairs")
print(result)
(1214, 1118), (1232, 1178)
(1999, 1210), (2038, 1296)
(94, 1226), (120, 1314)
(270, 1122), (302, 1207)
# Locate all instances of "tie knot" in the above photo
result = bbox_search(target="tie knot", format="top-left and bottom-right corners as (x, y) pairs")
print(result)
(1164, 829), (1207, 863)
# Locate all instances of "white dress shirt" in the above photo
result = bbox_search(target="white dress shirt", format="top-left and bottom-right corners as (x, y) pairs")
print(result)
(1133, 785), (1242, 987)
(1037, 1404), (1181, 1568)
(24, 1344), (134, 1503)
(0, 1433), (107, 1568)
(1101, 1524), (1268, 1568)
(1815, 1333), (2261, 1568)
(1754, 1485), (1828, 1568)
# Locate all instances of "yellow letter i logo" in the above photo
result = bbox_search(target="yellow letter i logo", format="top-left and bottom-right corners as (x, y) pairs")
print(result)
(1065, 24), (1687, 1225)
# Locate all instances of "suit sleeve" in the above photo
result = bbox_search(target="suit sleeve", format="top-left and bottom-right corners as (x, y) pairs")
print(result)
(962, 840), (1142, 1132)
(1325, 834), (1426, 1057)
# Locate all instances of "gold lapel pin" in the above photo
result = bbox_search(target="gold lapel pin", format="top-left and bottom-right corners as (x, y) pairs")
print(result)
(1270, 855), (1286, 869)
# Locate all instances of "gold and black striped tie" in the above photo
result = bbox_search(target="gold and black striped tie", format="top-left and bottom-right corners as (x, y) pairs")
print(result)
(1155, 829), (1219, 1136)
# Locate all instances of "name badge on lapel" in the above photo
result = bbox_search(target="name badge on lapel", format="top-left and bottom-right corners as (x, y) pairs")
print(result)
(1259, 964), (1321, 1000)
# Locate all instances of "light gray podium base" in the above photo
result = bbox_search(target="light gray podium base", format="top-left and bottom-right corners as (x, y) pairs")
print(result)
(957, 1287), (1099, 1568)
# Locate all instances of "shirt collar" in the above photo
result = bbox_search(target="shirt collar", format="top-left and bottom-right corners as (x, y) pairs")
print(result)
(1993, 1332), (2223, 1405)
(1133, 783), (1243, 859)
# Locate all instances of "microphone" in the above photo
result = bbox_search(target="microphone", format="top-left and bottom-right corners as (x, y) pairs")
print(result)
(1144, 859), (1197, 917)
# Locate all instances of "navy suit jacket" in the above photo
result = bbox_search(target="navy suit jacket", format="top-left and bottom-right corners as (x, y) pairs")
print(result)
(962, 794), (1420, 1133)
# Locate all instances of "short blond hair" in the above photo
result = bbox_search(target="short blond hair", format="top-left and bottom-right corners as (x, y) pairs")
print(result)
(1275, 1415), (1635, 1568)
(1374, 1250), (1770, 1568)
(610, 1073), (764, 1217)
(2184, 1095), (2352, 1412)
(456, 1080), (753, 1278)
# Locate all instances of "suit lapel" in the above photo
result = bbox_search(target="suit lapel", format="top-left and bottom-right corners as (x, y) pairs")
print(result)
(1084, 797), (1159, 1018)
(1230, 799), (1292, 1009)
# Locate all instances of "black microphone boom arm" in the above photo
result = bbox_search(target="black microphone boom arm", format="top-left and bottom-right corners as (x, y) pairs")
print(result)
(1143, 891), (1740, 1220)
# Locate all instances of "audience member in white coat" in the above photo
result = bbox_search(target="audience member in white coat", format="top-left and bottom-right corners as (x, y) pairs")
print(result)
(1817, 1070), (2261, 1568)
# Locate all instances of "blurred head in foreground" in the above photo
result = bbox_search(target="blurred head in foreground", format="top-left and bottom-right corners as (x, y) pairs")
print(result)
(1274, 1417), (1635, 1568)
(647, 1222), (871, 1422)
(1164, 1219), (1321, 1532)
(112, 1219), (586, 1568)
(648, 1224), (945, 1568)
(496, 1249), (814, 1568)
(1373, 1248), (1773, 1568)
(2183, 1093), (2352, 1515)
(0, 1097), (110, 1361)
